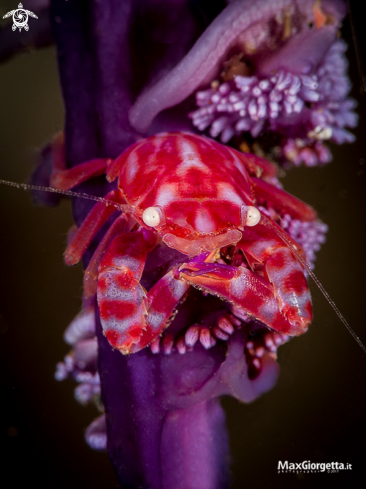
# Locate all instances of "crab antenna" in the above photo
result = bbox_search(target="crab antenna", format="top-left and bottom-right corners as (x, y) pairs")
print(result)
(261, 215), (366, 354)
(0, 179), (128, 213)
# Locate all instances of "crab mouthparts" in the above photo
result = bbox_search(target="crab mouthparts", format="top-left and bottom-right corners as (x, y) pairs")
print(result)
(162, 229), (242, 256)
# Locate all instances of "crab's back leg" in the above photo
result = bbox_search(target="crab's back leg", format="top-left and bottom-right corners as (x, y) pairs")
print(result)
(252, 177), (317, 221)
(64, 190), (127, 266)
(231, 147), (278, 179)
(97, 229), (190, 354)
(50, 133), (111, 190)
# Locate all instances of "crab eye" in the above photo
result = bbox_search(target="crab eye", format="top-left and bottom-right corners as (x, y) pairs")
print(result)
(142, 206), (162, 227)
(241, 205), (261, 227)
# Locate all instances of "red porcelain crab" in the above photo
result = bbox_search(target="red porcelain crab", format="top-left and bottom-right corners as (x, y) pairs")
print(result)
(50, 132), (316, 354)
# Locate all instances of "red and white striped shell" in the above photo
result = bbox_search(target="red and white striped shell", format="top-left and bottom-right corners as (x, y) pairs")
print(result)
(53, 132), (317, 354)
(107, 132), (301, 256)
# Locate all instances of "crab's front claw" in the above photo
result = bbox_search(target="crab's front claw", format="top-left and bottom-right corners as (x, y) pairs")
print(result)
(179, 262), (308, 336)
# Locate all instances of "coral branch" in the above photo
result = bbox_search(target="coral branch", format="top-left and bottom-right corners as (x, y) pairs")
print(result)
(129, 0), (347, 134)
(129, 0), (292, 133)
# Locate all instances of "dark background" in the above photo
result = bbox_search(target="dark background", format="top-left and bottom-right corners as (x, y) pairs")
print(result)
(1, 2), (365, 488)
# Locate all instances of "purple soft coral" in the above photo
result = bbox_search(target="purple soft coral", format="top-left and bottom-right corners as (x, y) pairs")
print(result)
(190, 39), (357, 166)
(40, 1), (341, 488)
(2, 1), (366, 488)
(129, 0), (356, 166)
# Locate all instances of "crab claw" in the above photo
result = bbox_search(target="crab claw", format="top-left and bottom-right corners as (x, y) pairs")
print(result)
(179, 262), (309, 336)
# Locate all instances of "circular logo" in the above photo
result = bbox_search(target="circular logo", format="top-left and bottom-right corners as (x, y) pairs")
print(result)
(12, 9), (28, 31)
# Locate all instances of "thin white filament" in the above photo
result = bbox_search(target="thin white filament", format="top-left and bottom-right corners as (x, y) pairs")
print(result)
(2, 178), (365, 354)
(0, 179), (128, 213)
(261, 215), (366, 354)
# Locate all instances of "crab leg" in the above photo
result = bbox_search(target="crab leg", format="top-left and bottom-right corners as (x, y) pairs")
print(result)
(46, 134), (132, 267)
(252, 177), (317, 221)
(97, 229), (190, 354)
(50, 133), (110, 190)
(64, 189), (127, 266)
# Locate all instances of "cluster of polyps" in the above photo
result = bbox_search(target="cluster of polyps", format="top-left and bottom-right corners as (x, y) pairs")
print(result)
(55, 309), (105, 450)
(190, 40), (357, 166)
